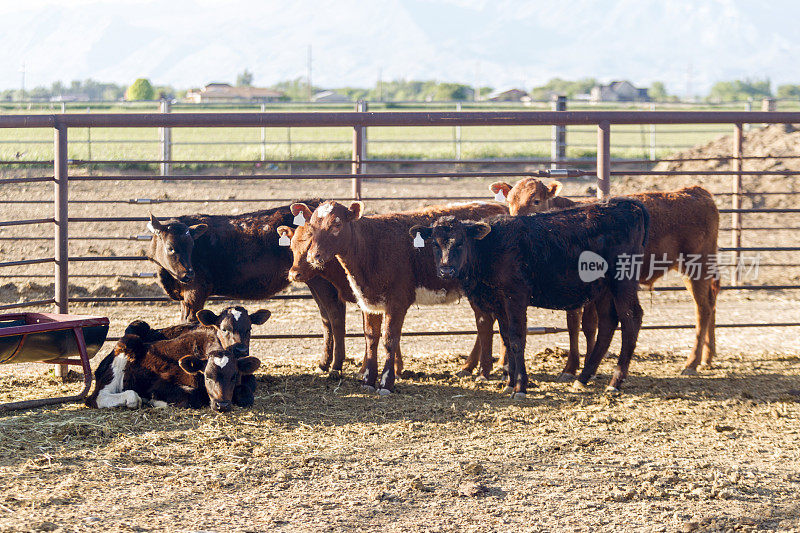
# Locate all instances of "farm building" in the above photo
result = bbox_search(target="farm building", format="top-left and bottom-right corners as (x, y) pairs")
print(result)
(311, 90), (352, 103)
(184, 83), (285, 103)
(590, 80), (650, 102)
(487, 88), (530, 102)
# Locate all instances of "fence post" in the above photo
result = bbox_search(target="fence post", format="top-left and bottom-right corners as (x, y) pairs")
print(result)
(260, 103), (266, 161)
(744, 100), (752, 132)
(596, 121), (611, 199)
(649, 102), (656, 160)
(86, 107), (92, 166)
(159, 98), (171, 176)
(731, 123), (743, 286)
(54, 123), (69, 378)
(551, 95), (566, 168)
(454, 102), (462, 160)
(352, 100), (367, 200)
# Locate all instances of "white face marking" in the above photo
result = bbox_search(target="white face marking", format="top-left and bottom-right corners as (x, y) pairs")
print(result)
(316, 203), (334, 219)
(230, 309), (242, 322)
(214, 356), (230, 368)
(414, 287), (463, 306)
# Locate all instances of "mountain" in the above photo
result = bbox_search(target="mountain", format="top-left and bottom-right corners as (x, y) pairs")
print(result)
(1, 0), (799, 95)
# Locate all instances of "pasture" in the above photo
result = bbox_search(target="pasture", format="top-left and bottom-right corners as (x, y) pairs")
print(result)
(1, 122), (800, 530)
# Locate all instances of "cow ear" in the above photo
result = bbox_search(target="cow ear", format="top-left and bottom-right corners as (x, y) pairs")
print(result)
(290, 203), (313, 220)
(489, 182), (512, 196)
(276, 225), (294, 239)
(237, 356), (261, 375)
(547, 181), (563, 198)
(179, 355), (206, 374)
(189, 224), (208, 239)
(196, 309), (219, 326)
(249, 309), (271, 325)
(408, 224), (432, 240)
(468, 222), (492, 240)
(347, 201), (364, 221)
(147, 212), (164, 234)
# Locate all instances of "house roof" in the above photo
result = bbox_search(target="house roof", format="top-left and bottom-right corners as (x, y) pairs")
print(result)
(189, 83), (284, 99)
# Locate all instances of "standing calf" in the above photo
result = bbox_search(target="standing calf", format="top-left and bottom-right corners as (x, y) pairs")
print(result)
(413, 198), (649, 397)
(491, 180), (720, 375)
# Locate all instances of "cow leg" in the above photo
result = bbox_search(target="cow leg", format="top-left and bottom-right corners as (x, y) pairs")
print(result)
(498, 296), (528, 399)
(574, 294), (617, 388)
(581, 302), (598, 358)
(606, 284), (643, 392)
(702, 278), (720, 367)
(559, 308), (583, 380)
(680, 276), (716, 374)
(378, 307), (407, 395)
(459, 301), (493, 379)
(362, 312), (382, 391)
(306, 277), (346, 373)
(180, 287), (210, 322)
(233, 375), (257, 407)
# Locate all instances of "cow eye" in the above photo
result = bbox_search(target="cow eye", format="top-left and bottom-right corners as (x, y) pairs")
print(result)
(166, 246), (175, 254)
(534, 200), (540, 205)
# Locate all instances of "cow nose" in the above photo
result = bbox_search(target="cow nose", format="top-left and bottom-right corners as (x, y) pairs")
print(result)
(231, 344), (248, 357)
(438, 265), (456, 278)
(180, 269), (195, 283)
(214, 400), (232, 412)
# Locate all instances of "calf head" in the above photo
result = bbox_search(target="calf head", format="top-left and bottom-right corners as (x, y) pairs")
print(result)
(490, 179), (563, 215)
(196, 306), (271, 357)
(146, 213), (208, 284)
(410, 216), (491, 280)
(279, 201), (364, 282)
(179, 348), (261, 413)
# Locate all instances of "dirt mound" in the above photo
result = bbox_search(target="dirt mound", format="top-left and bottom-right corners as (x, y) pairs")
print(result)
(624, 124), (800, 209)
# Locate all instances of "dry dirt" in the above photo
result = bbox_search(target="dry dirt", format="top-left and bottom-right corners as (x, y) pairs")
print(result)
(1, 129), (800, 532)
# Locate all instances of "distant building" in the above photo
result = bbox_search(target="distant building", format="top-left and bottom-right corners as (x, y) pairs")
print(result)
(311, 90), (352, 103)
(185, 83), (284, 103)
(50, 94), (90, 102)
(487, 88), (529, 102)
(590, 81), (649, 102)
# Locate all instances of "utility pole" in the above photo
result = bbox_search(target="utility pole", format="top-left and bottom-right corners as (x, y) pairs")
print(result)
(307, 45), (312, 102)
(474, 61), (480, 101)
(19, 62), (25, 101)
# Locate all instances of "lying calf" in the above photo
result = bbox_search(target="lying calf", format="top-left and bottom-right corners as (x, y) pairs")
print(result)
(412, 198), (649, 397)
(87, 306), (269, 411)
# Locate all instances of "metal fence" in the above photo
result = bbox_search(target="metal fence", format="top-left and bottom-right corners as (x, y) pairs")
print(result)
(1, 109), (799, 375)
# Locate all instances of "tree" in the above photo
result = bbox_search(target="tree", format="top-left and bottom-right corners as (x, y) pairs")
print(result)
(236, 69), (254, 87)
(529, 78), (596, 100)
(125, 78), (155, 101)
(777, 84), (800, 99)
(708, 78), (772, 102)
(649, 81), (669, 101)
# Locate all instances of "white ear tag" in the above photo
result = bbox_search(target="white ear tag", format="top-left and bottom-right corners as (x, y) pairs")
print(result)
(293, 211), (306, 226)
(494, 190), (506, 203)
(146, 221), (156, 233)
(413, 232), (425, 248)
(278, 233), (290, 246)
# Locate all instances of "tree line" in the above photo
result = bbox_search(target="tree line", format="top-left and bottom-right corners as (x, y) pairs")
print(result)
(3, 74), (799, 103)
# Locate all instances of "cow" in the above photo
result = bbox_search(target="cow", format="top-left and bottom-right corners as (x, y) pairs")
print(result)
(411, 197), (650, 397)
(145, 201), (350, 374)
(279, 200), (508, 393)
(86, 306), (270, 412)
(491, 179), (720, 375)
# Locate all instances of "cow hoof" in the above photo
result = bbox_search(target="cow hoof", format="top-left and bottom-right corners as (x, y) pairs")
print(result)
(328, 369), (341, 379)
(456, 369), (472, 378)
(475, 375), (489, 383)
(605, 386), (621, 395)
(125, 390), (142, 409)
(511, 392), (526, 401)
(362, 385), (376, 393)
(378, 388), (392, 396)
(680, 367), (699, 376)
(502, 385), (513, 394)
(557, 372), (576, 383)
(570, 380), (588, 392)
(150, 400), (169, 409)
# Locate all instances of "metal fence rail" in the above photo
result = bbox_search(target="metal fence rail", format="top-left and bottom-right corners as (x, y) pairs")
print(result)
(1, 109), (799, 376)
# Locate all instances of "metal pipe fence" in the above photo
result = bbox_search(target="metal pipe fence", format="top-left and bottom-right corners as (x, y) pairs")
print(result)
(1, 109), (799, 376)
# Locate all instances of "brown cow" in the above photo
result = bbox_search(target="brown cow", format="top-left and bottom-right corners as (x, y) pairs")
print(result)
(491, 179), (720, 375)
(279, 201), (508, 393)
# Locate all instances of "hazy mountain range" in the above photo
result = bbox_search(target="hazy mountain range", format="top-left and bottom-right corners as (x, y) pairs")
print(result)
(1, 0), (799, 95)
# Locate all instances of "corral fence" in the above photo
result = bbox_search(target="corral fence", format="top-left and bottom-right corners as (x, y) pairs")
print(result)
(1, 109), (799, 376)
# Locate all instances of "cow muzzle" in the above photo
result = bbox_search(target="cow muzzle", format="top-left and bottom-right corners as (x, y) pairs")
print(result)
(179, 269), (195, 283)
(212, 400), (232, 413)
(438, 265), (456, 279)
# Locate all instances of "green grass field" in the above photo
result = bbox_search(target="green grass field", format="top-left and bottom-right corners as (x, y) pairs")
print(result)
(0, 101), (777, 163)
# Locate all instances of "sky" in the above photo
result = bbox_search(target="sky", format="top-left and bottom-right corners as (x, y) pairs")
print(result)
(1, 0), (800, 95)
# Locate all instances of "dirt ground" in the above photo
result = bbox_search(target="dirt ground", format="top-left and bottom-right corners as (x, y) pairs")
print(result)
(1, 129), (800, 531)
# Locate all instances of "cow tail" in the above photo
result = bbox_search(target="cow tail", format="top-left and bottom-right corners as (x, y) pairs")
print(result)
(637, 200), (650, 250)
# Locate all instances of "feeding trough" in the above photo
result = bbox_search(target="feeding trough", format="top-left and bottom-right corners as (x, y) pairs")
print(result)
(0, 312), (109, 412)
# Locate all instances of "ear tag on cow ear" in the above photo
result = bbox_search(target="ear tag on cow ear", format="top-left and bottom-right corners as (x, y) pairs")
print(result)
(494, 190), (506, 203)
(278, 232), (291, 247)
(413, 232), (425, 248)
(293, 211), (306, 226)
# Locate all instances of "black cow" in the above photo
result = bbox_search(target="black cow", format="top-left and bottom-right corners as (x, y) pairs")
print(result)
(411, 198), (649, 397)
(145, 201), (350, 374)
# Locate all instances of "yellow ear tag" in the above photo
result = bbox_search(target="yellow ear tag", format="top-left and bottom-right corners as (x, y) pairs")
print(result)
(494, 190), (506, 203)
(413, 232), (425, 248)
(293, 211), (306, 226)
